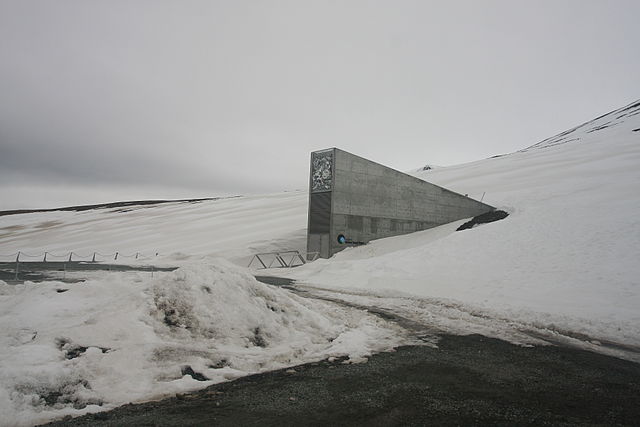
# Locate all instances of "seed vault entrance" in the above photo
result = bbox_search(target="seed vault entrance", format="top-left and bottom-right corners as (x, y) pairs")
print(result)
(307, 148), (494, 259)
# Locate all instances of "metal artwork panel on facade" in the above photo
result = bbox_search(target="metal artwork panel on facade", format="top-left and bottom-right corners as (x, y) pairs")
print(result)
(311, 150), (333, 192)
(307, 148), (495, 259)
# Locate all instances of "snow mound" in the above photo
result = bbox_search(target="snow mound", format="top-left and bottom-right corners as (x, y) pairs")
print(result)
(0, 260), (407, 426)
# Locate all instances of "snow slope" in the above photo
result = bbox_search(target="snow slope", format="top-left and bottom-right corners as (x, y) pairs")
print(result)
(0, 191), (308, 266)
(285, 99), (640, 346)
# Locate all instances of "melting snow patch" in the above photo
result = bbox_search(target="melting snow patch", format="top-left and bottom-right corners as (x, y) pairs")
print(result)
(0, 260), (408, 426)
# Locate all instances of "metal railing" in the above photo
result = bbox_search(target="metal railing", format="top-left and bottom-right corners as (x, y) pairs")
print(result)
(248, 251), (319, 269)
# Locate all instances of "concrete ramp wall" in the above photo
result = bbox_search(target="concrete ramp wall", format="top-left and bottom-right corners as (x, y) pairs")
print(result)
(307, 148), (494, 258)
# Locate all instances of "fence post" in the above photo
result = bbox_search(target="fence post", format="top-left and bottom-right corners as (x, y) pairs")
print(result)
(14, 252), (20, 281)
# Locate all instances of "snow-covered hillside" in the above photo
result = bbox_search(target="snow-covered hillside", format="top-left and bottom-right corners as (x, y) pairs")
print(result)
(285, 99), (640, 346)
(0, 192), (308, 266)
(1, 99), (639, 426)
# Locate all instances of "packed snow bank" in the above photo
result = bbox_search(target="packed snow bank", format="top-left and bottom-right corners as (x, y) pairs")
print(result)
(0, 260), (407, 426)
(285, 100), (640, 347)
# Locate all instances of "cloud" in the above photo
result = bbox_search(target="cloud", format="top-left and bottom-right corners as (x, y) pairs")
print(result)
(1, 0), (639, 209)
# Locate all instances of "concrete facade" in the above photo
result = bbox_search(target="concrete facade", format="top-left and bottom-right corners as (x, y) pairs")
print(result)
(307, 148), (494, 259)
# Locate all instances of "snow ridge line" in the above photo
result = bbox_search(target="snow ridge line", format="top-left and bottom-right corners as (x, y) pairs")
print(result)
(521, 98), (640, 152)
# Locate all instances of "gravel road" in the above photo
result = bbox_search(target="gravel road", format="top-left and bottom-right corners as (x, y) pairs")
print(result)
(44, 334), (640, 426)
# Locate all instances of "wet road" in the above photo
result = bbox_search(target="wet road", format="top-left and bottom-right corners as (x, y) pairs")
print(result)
(45, 334), (640, 426)
(0, 261), (176, 283)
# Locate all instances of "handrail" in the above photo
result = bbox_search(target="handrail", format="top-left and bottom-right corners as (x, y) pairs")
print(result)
(248, 251), (319, 269)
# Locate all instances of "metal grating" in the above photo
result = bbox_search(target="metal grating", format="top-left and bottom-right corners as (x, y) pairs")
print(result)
(309, 191), (332, 234)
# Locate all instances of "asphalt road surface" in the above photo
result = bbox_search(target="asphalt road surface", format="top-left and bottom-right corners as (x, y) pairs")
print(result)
(0, 261), (176, 283)
(43, 334), (640, 426)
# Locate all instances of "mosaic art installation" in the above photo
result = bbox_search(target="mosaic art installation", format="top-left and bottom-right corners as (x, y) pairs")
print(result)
(311, 150), (333, 192)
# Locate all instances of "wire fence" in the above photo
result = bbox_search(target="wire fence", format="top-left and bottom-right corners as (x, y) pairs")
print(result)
(0, 251), (160, 263)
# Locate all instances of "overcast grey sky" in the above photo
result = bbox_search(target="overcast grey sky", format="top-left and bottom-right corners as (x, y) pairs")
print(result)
(1, 0), (639, 210)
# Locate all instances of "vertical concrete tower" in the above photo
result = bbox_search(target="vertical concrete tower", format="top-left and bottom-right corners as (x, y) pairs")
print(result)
(307, 148), (494, 259)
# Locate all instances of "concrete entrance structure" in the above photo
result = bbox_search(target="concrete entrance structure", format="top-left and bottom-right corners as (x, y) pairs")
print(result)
(307, 148), (494, 259)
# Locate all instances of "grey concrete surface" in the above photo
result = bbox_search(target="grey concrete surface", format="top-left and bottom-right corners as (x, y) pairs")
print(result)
(308, 148), (494, 258)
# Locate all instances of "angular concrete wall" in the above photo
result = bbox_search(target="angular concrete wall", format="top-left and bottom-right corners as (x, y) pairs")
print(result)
(307, 148), (494, 258)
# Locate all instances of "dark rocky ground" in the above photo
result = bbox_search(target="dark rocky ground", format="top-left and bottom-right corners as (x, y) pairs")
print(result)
(456, 210), (509, 231)
(0, 198), (222, 217)
(45, 334), (640, 426)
